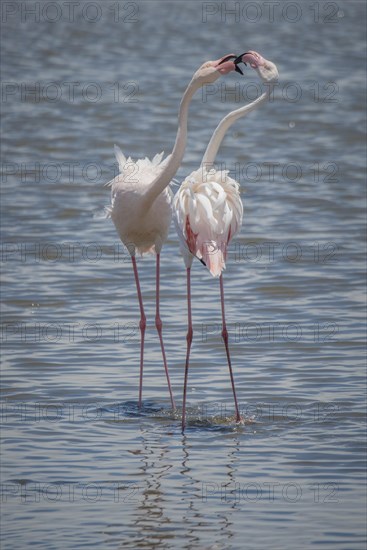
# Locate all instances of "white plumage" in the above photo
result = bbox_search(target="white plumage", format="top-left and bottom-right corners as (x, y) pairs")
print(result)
(104, 54), (240, 408)
(107, 146), (172, 255)
(174, 167), (243, 276)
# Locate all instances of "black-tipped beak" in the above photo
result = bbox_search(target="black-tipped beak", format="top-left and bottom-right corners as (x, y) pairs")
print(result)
(218, 53), (246, 75)
(234, 54), (247, 75)
(234, 53), (248, 65)
(217, 54), (237, 65)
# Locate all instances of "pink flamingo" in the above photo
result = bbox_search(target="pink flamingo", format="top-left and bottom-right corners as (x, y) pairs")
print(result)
(106, 54), (243, 409)
(174, 51), (279, 430)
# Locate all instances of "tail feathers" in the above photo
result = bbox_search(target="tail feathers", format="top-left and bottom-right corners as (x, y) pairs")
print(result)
(152, 151), (164, 165)
(114, 145), (127, 172)
(179, 213), (227, 277)
(199, 240), (226, 277)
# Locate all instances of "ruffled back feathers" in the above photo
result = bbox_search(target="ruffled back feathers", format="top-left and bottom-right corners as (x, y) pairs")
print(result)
(174, 168), (243, 277)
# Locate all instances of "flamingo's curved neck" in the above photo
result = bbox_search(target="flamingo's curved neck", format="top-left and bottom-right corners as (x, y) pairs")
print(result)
(201, 83), (276, 169)
(142, 78), (201, 208)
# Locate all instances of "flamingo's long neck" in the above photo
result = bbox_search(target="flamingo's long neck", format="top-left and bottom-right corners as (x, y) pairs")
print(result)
(201, 83), (275, 168)
(142, 78), (201, 208)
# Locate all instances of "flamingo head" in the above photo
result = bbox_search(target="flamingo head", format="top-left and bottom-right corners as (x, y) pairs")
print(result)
(192, 53), (245, 84)
(235, 50), (278, 83)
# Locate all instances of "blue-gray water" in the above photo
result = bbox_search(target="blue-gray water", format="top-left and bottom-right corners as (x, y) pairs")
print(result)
(1, 1), (366, 548)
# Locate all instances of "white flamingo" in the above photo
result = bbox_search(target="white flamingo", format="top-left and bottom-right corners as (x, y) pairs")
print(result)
(174, 51), (279, 430)
(106, 54), (243, 409)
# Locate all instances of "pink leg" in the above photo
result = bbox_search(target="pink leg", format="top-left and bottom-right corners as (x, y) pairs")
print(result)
(155, 253), (176, 409)
(220, 275), (241, 422)
(131, 256), (146, 408)
(182, 267), (193, 432)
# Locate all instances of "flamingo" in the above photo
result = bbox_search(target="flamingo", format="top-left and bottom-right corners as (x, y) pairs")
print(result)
(174, 51), (279, 430)
(106, 54), (244, 410)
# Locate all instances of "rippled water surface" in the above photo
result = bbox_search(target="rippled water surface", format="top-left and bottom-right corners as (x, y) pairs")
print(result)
(1, 1), (366, 548)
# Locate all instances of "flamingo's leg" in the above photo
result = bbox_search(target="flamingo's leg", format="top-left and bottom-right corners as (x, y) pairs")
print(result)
(182, 267), (193, 432)
(219, 274), (241, 422)
(155, 253), (176, 409)
(131, 256), (146, 408)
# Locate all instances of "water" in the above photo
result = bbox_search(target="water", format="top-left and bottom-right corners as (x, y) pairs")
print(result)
(1, 1), (366, 548)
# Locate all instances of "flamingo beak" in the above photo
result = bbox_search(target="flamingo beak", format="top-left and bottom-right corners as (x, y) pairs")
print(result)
(234, 53), (248, 73)
(217, 54), (245, 76)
